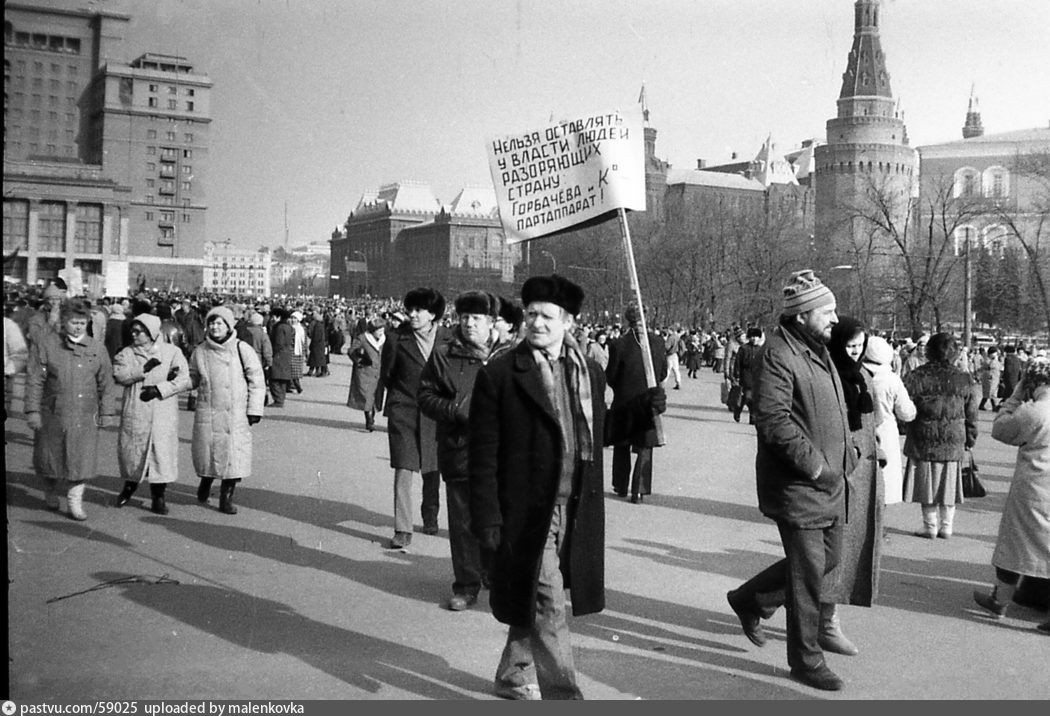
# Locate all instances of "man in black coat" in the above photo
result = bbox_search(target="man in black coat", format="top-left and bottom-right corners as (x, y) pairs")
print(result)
(469, 275), (665, 700)
(605, 304), (667, 503)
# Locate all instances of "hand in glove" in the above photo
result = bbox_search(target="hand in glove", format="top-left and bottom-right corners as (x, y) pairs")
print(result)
(166, 366), (180, 381)
(478, 526), (502, 553)
(140, 386), (161, 402)
(646, 386), (668, 415)
(26, 412), (42, 431)
(143, 358), (161, 373)
(247, 414), (262, 426)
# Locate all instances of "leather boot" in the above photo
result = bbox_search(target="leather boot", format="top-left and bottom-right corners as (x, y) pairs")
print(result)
(973, 581), (1015, 619)
(67, 481), (88, 521)
(44, 478), (61, 511)
(150, 483), (169, 515)
(219, 479), (238, 515)
(114, 481), (139, 507)
(818, 603), (858, 656)
(197, 477), (214, 504)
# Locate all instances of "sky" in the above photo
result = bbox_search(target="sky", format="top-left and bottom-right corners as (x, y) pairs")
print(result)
(88, 0), (1050, 251)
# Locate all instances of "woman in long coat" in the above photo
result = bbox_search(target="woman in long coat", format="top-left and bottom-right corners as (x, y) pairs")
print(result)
(288, 310), (307, 393)
(112, 313), (192, 514)
(822, 317), (884, 654)
(974, 357), (1050, 629)
(979, 347), (1002, 411)
(346, 316), (385, 431)
(189, 306), (266, 515)
(863, 335), (916, 509)
(24, 298), (115, 521)
(306, 308), (329, 377)
(902, 333), (978, 539)
(379, 288), (451, 548)
(268, 308), (294, 407)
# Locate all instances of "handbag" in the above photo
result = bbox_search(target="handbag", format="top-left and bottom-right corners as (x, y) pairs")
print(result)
(720, 379), (731, 405)
(961, 451), (986, 499)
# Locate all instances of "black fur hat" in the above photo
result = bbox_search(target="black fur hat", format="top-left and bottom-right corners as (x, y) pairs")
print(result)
(497, 296), (524, 330)
(454, 290), (499, 317)
(403, 287), (445, 318)
(520, 274), (584, 316)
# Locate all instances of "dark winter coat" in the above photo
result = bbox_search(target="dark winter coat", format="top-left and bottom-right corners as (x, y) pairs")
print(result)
(753, 324), (857, 529)
(605, 330), (668, 449)
(468, 341), (659, 628)
(306, 318), (328, 370)
(379, 322), (453, 472)
(903, 362), (978, 462)
(269, 321), (295, 381)
(346, 334), (383, 413)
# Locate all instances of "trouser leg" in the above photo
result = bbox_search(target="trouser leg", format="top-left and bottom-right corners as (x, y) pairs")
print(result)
(631, 447), (653, 497)
(496, 625), (537, 688)
(778, 520), (842, 671)
(270, 380), (287, 406)
(446, 480), (482, 596)
(611, 444), (630, 495)
(421, 470), (440, 529)
(393, 468), (414, 534)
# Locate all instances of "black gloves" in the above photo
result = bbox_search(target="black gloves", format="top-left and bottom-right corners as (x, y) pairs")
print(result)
(140, 386), (161, 402)
(247, 415), (262, 426)
(646, 386), (667, 415)
(478, 526), (501, 553)
(166, 366), (180, 381)
(143, 358), (161, 372)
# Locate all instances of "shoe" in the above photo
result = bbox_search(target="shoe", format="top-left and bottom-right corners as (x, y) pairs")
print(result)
(913, 529), (935, 539)
(67, 482), (87, 521)
(149, 484), (169, 515)
(218, 480), (238, 515)
(387, 531), (412, 549)
(733, 414), (741, 423)
(674, 384), (680, 390)
(421, 523), (439, 536)
(114, 481), (138, 508)
(44, 479), (61, 511)
(973, 589), (1008, 619)
(630, 494), (643, 504)
(727, 589), (766, 647)
(790, 663), (844, 691)
(937, 528), (952, 539)
(197, 478), (214, 504)
(818, 604), (858, 656)
(494, 682), (542, 701)
(447, 593), (477, 611)
(613, 489), (627, 498)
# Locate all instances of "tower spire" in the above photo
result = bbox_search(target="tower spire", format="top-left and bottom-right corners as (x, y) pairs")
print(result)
(963, 83), (984, 139)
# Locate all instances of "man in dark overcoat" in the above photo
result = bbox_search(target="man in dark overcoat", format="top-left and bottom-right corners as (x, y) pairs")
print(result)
(605, 304), (667, 503)
(469, 275), (665, 700)
(725, 269), (858, 692)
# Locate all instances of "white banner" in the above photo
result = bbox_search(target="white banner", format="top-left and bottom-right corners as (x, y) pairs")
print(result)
(487, 106), (646, 244)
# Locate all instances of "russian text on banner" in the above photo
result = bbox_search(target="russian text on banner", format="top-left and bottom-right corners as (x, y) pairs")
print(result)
(487, 106), (646, 243)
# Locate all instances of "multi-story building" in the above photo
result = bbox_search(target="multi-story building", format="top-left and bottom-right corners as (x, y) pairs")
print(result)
(3, 3), (210, 295)
(202, 241), (272, 297)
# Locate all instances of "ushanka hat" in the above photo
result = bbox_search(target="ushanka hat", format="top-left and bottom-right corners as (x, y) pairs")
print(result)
(521, 274), (584, 316)
(782, 269), (835, 316)
(454, 290), (499, 318)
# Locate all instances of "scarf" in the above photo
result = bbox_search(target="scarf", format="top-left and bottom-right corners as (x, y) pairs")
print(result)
(413, 322), (438, 362)
(531, 332), (594, 463)
(828, 320), (875, 431)
(363, 331), (385, 354)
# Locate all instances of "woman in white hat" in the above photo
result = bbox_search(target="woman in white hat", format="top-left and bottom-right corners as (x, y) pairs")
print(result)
(863, 335), (916, 514)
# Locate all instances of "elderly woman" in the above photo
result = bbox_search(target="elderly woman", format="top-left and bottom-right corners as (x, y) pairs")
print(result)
(973, 358), (1050, 632)
(112, 313), (192, 514)
(379, 288), (451, 549)
(189, 306), (266, 515)
(346, 316), (386, 431)
(24, 298), (115, 521)
(902, 333), (978, 539)
(863, 335), (917, 510)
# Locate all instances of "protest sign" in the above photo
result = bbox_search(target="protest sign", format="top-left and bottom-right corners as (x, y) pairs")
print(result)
(487, 106), (646, 243)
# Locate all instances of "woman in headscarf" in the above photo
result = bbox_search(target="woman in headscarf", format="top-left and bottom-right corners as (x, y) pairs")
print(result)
(288, 310), (307, 394)
(378, 288), (451, 549)
(973, 357), (1050, 633)
(862, 335), (916, 513)
(189, 306), (266, 515)
(902, 333), (978, 539)
(112, 313), (192, 514)
(346, 316), (386, 431)
(821, 317), (885, 657)
(24, 298), (115, 521)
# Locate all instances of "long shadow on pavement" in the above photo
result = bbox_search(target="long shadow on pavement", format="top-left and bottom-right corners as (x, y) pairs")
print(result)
(90, 570), (490, 699)
(623, 493), (771, 526)
(612, 538), (784, 581)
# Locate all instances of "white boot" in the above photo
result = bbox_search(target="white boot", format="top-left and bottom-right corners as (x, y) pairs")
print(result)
(44, 478), (61, 511)
(938, 505), (956, 539)
(67, 482), (87, 521)
(915, 504), (937, 538)
(818, 603), (859, 656)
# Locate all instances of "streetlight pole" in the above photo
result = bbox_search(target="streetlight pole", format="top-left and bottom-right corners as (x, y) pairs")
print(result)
(963, 235), (973, 349)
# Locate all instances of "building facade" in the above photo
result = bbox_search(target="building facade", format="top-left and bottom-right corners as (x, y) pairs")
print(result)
(202, 241), (272, 297)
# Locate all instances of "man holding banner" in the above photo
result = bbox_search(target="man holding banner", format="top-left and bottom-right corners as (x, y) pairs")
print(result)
(469, 274), (665, 699)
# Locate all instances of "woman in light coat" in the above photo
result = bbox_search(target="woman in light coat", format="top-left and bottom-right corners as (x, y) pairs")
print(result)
(346, 316), (385, 431)
(863, 335), (916, 509)
(189, 306), (266, 515)
(974, 357), (1050, 632)
(112, 313), (192, 514)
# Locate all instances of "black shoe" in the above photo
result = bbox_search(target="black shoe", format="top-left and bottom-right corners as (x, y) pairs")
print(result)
(421, 522), (439, 536)
(149, 484), (169, 515)
(630, 494), (643, 504)
(727, 589), (766, 647)
(790, 663), (844, 691)
(218, 480), (238, 515)
(613, 488), (628, 498)
(114, 481), (138, 508)
(197, 478), (214, 504)
(447, 593), (478, 611)
(387, 531), (412, 549)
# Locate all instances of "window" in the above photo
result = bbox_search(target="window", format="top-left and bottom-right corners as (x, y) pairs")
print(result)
(983, 166), (1010, 199)
(187, 88), (195, 97)
(166, 131), (176, 141)
(161, 147), (177, 161)
(160, 211), (174, 223)
(148, 97), (158, 108)
(147, 129), (157, 139)
(186, 101), (194, 111)
(167, 99), (177, 109)
(954, 167), (980, 198)
(3, 199), (30, 252)
(145, 212), (154, 221)
(158, 226), (175, 246)
(38, 202), (67, 252)
(74, 204), (103, 253)
(149, 83), (158, 92)
(168, 86), (177, 94)
(146, 179), (155, 188)
(147, 145), (156, 155)
(182, 165), (192, 174)
(147, 162), (156, 171)
(182, 181), (191, 192)
(184, 133), (193, 142)
(146, 195), (154, 204)
(183, 149), (192, 159)
(182, 214), (191, 223)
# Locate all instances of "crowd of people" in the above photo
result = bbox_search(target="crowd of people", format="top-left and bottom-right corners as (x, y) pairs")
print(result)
(3, 269), (1048, 698)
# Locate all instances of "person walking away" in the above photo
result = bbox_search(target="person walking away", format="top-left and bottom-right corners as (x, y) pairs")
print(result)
(189, 307), (266, 514)
(346, 316), (385, 431)
(418, 291), (511, 611)
(379, 288), (451, 549)
(469, 275), (666, 699)
(24, 298), (116, 520)
(306, 307), (329, 377)
(725, 270), (856, 691)
(663, 327), (682, 389)
(731, 327), (764, 423)
(605, 304), (667, 503)
(978, 346), (1002, 411)
(268, 308), (294, 407)
(112, 314), (192, 514)
(902, 333), (978, 539)
(863, 335), (916, 518)
(973, 357), (1050, 632)
(244, 311), (273, 406)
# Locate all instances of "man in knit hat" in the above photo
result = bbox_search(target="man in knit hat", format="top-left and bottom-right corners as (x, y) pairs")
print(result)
(725, 269), (857, 692)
